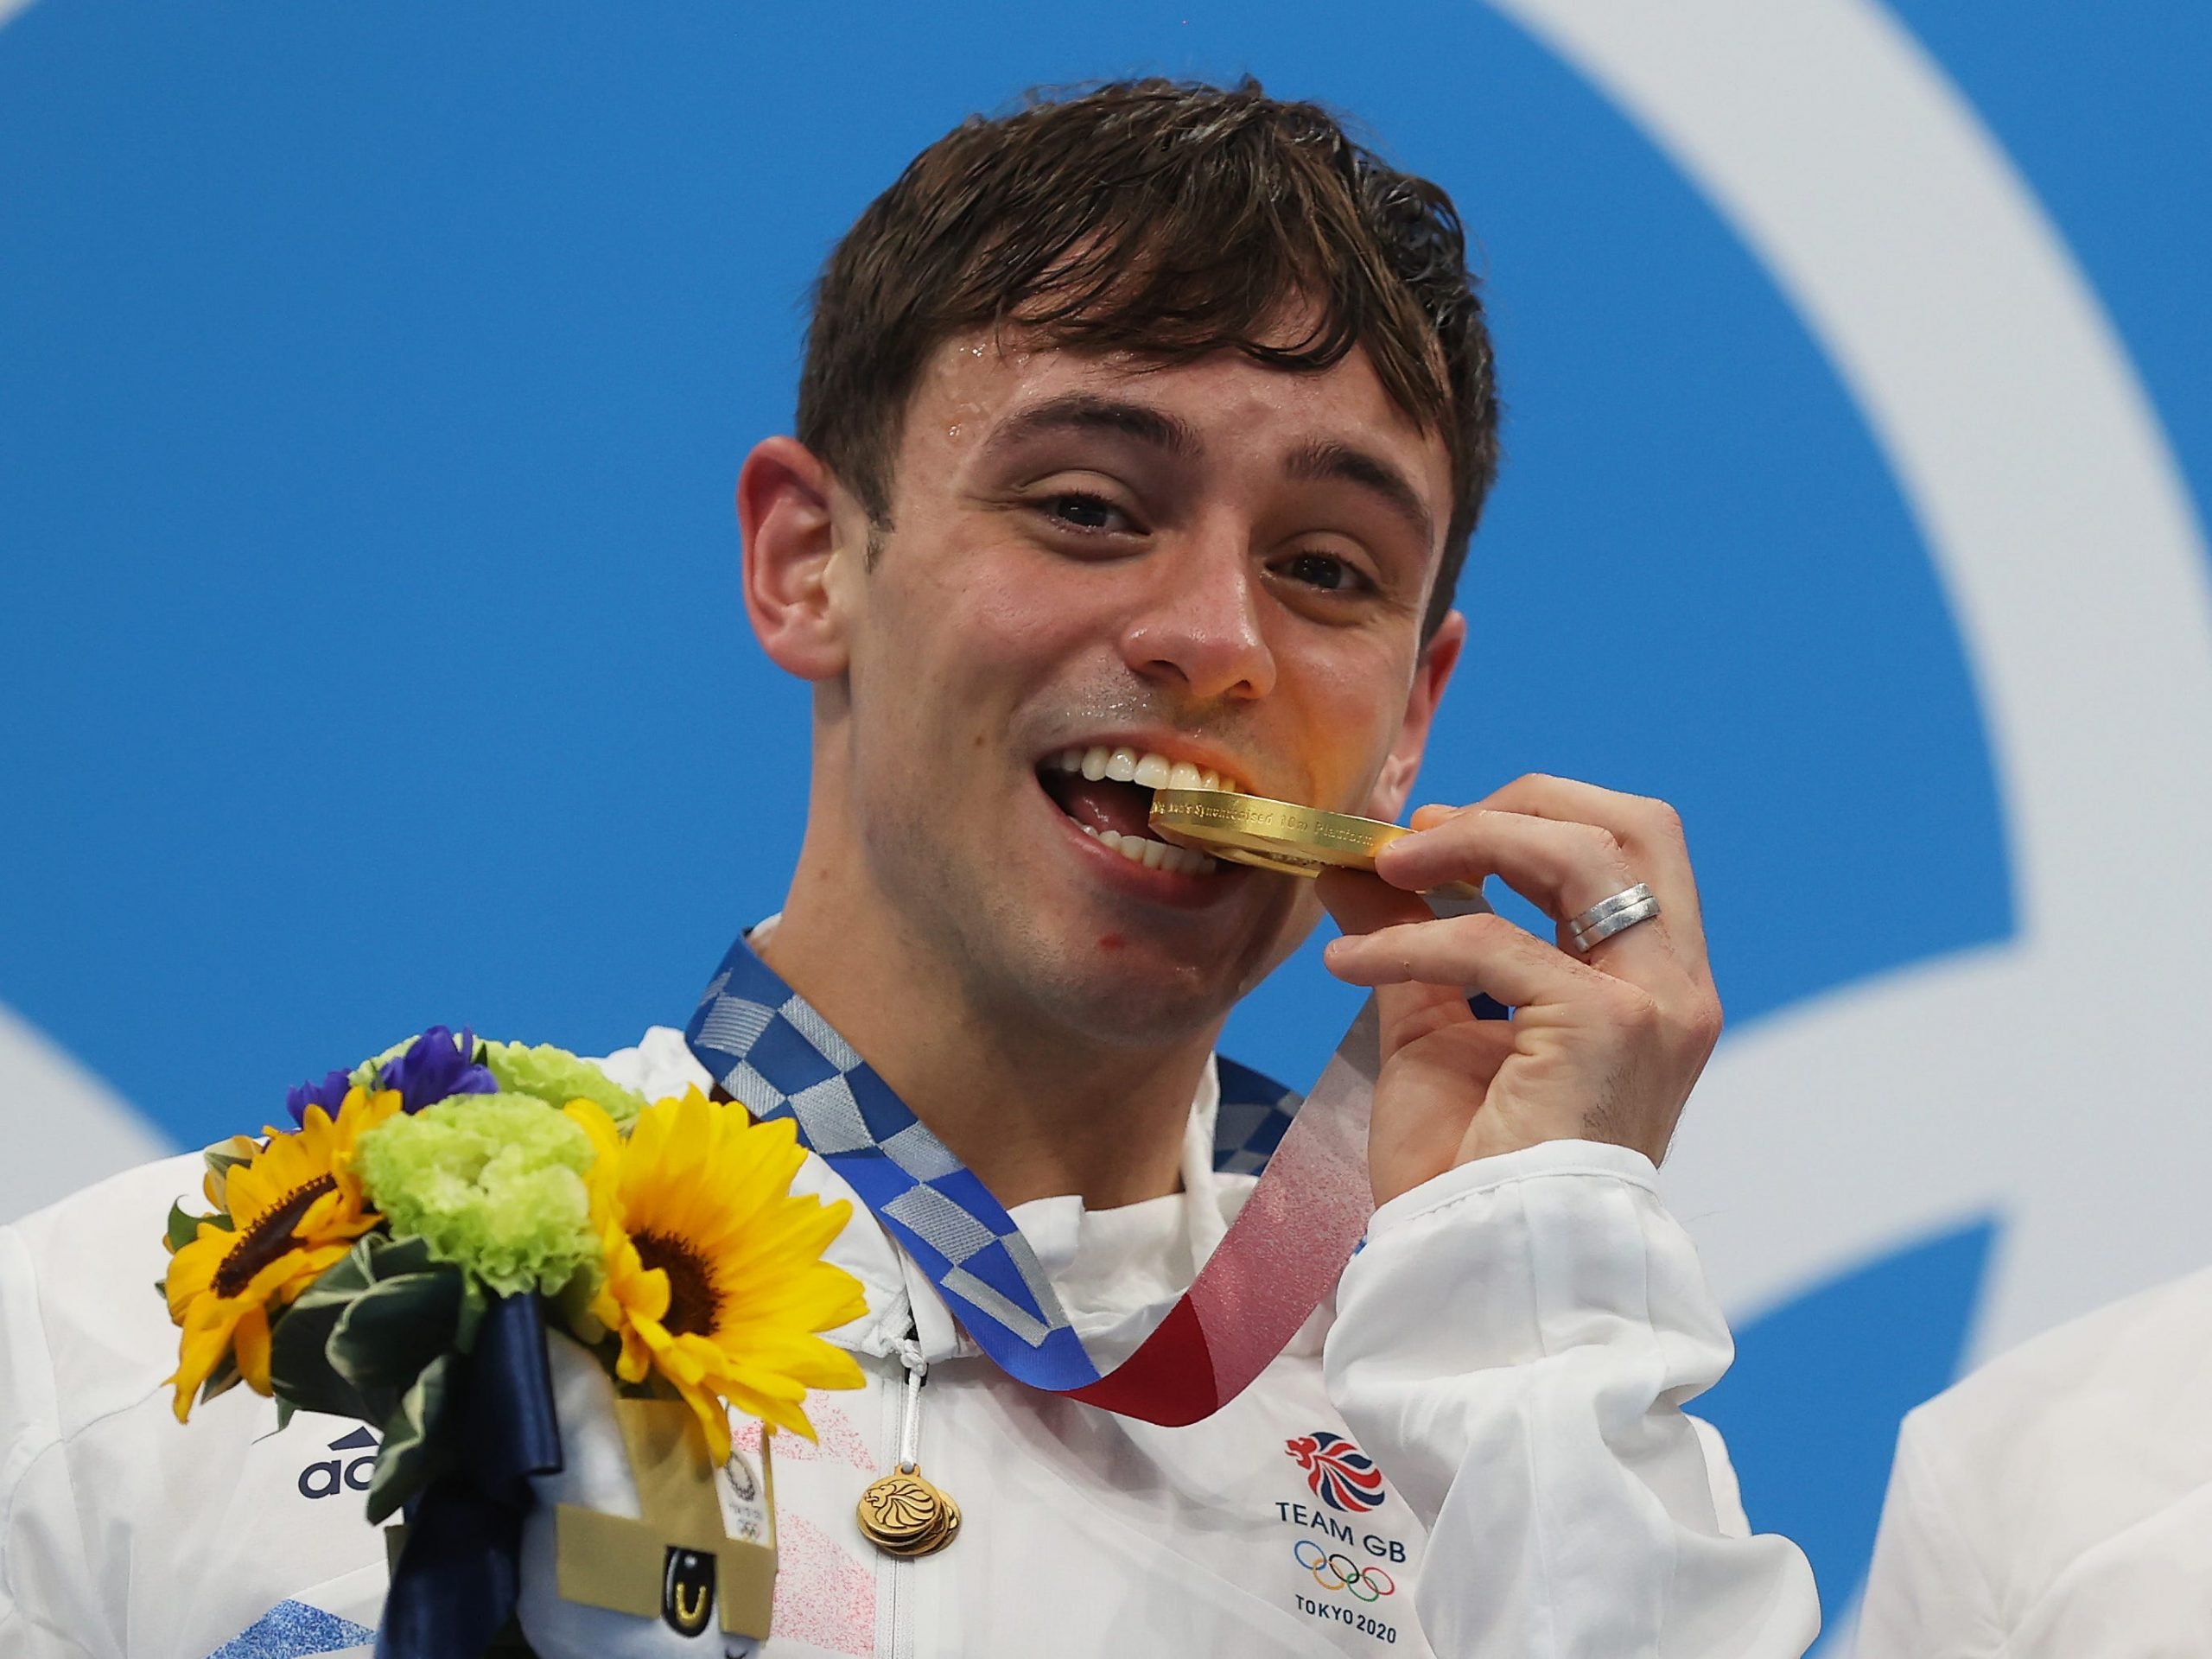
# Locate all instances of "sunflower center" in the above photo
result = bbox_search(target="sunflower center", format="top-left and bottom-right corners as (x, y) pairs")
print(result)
(213, 1173), (337, 1299)
(635, 1230), (722, 1338)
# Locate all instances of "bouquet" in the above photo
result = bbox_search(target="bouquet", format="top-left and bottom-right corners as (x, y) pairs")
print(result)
(160, 1027), (867, 1655)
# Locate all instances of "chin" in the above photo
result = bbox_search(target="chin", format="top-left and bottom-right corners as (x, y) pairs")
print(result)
(1020, 963), (1234, 1050)
(978, 912), (1246, 1051)
(860, 802), (1289, 1049)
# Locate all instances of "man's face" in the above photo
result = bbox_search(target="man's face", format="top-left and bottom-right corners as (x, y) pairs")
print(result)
(816, 329), (1462, 1046)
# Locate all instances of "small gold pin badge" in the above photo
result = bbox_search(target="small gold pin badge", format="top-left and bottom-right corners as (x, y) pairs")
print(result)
(857, 1464), (962, 1558)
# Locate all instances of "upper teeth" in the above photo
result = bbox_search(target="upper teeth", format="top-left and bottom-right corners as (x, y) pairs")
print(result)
(1046, 747), (1240, 876)
(1050, 747), (1244, 795)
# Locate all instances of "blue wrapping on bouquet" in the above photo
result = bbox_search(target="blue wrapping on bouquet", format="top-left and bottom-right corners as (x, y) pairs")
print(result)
(377, 1292), (564, 1659)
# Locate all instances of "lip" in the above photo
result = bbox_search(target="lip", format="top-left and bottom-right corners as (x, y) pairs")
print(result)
(1027, 766), (1255, 908)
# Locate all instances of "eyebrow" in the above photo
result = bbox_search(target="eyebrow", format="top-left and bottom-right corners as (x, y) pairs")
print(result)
(985, 391), (1203, 461)
(1284, 439), (1437, 551)
(984, 392), (1436, 550)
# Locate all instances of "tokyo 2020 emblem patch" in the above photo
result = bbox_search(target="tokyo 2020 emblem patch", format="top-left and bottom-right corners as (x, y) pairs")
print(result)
(1285, 1431), (1386, 1513)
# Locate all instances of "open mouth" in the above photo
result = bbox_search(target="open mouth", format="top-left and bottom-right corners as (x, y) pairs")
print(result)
(1037, 746), (1246, 878)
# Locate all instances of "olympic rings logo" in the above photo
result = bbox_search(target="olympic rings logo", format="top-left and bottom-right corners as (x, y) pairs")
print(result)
(1294, 1539), (1396, 1600)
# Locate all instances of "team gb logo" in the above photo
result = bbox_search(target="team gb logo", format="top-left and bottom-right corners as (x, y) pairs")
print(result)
(1285, 1431), (1386, 1513)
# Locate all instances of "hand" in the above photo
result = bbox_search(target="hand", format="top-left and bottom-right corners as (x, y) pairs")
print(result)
(1317, 774), (1723, 1206)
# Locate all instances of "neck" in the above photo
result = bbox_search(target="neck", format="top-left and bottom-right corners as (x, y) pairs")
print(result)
(758, 857), (1216, 1211)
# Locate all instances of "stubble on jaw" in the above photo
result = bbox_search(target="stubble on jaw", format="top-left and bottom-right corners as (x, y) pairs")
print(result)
(847, 774), (1299, 1059)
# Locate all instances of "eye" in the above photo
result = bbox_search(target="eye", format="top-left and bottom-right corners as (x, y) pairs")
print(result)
(1040, 493), (1135, 534)
(1276, 551), (1371, 594)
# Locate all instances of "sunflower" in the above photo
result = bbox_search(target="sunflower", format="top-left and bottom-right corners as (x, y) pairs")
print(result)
(163, 1085), (403, 1421)
(566, 1088), (866, 1460)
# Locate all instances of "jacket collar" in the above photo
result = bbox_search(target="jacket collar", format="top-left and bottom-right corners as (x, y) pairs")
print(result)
(598, 1025), (1284, 1368)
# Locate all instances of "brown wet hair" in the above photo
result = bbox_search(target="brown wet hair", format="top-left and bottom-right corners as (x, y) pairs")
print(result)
(795, 77), (1501, 637)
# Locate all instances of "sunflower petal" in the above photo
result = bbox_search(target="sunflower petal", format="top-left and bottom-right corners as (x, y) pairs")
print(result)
(161, 1077), (395, 1421)
(575, 1090), (866, 1448)
(168, 1309), (237, 1422)
(232, 1305), (274, 1395)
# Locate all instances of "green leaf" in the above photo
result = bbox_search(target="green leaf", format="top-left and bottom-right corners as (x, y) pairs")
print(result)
(198, 1349), (243, 1408)
(328, 1270), (467, 1395)
(165, 1199), (221, 1253)
(268, 1239), (378, 1420)
(268, 1292), (377, 1424)
(268, 1233), (467, 1425)
(365, 1352), (457, 1524)
(201, 1140), (258, 1188)
(266, 1230), (491, 1521)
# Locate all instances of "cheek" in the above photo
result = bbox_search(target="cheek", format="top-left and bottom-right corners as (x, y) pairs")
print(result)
(903, 549), (1113, 692)
(960, 556), (1104, 654)
(889, 528), (1079, 645)
(1289, 646), (1421, 796)
(852, 556), (1089, 760)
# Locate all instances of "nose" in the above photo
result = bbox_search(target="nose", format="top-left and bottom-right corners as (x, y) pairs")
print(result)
(1117, 527), (1277, 702)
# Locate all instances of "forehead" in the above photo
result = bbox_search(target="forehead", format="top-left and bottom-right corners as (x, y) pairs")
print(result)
(898, 328), (1452, 515)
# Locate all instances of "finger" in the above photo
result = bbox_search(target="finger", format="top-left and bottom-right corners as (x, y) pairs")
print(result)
(1315, 865), (1433, 936)
(1316, 869), (1480, 1046)
(1460, 774), (1708, 977)
(1365, 1016), (1520, 1193)
(1477, 774), (1704, 945)
(1379, 808), (1637, 921)
(1325, 907), (1640, 1015)
(1374, 807), (1687, 991)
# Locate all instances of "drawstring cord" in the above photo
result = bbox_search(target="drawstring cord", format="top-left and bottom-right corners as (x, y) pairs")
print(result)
(893, 1327), (928, 1474)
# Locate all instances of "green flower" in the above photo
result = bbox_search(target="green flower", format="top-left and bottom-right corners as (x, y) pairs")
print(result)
(480, 1041), (647, 1128)
(354, 1093), (600, 1297)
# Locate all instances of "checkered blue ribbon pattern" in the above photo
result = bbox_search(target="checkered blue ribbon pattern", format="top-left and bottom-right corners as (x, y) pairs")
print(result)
(683, 933), (1301, 1398)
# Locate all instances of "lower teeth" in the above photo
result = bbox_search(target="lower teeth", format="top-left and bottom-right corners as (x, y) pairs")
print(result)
(1082, 825), (1216, 875)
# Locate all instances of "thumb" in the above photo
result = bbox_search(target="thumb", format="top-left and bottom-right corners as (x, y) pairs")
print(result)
(1315, 868), (1432, 938)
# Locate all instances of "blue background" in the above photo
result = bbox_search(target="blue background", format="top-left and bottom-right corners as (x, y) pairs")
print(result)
(4, 1), (2206, 1634)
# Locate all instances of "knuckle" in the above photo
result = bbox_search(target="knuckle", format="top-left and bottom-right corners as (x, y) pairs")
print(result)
(1608, 983), (1665, 1036)
(1637, 795), (1688, 846)
(1577, 823), (1627, 867)
(1463, 911), (1519, 949)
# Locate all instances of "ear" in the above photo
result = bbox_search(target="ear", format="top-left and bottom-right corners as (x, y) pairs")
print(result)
(738, 435), (860, 682)
(1365, 608), (1465, 821)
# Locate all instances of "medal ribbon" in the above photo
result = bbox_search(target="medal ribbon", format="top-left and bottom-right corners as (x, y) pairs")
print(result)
(683, 932), (1383, 1427)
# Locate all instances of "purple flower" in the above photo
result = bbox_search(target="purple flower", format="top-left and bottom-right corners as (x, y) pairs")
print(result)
(378, 1026), (498, 1113)
(284, 1067), (357, 1127)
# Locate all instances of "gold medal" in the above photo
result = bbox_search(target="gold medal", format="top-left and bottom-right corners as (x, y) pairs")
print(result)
(857, 1464), (961, 1558)
(1149, 788), (1484, 900)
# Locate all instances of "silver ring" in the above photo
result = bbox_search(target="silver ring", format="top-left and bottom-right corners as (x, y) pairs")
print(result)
(1568, 883), (1660, 953)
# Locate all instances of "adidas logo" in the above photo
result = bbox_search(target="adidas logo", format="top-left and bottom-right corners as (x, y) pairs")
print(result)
(297, 1425), (378, 1500)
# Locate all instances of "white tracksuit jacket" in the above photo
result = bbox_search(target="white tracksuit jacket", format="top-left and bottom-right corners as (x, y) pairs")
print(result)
(0, 1027), (1818, 1658)
(1857, 1263), (2212, 1657)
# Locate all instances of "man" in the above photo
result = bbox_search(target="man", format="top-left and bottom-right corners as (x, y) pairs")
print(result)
(0, 79), (1818, 1656)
